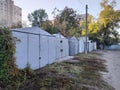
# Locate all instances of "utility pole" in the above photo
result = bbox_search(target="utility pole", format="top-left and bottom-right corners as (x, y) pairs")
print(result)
(85, 4), (88, 54)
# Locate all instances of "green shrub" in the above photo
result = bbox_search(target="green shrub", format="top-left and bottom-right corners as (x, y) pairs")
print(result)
(0, 28), (19, 88)
(0, 28), (34, 90)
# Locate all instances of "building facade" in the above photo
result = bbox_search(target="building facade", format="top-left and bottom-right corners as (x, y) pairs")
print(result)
(0, 0), (22, 28)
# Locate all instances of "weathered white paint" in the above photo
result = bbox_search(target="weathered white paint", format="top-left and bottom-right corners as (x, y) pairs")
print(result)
(12, 27), (97, 70)
(12, 27), (56, 70)
(68, 36), (79, 56)
(78, 37), (87, 53)
(53, 33), (69, 59)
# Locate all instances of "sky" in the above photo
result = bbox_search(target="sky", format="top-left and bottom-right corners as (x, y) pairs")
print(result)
(14, 0), (120, 21)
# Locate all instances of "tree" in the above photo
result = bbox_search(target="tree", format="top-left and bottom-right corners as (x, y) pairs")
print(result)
(80, 0), (120, 49)
(41, 20), (59, 34)
(28, 9), (59, 34)
(98, 0), (120, 48)
(53, 7), (80, 37)
(80, 15), (99, 35)
(28, 9), (48, 27)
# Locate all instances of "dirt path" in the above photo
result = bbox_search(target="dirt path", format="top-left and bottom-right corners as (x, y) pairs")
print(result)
(97, 50), (120, 90)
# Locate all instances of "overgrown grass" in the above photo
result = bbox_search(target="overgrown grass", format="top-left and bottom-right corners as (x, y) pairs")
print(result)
(72, 53), (113, 90)
(19, 52), (114, 90)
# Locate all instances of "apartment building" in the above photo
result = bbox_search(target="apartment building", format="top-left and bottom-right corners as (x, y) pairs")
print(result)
(0, 0), (22, 28)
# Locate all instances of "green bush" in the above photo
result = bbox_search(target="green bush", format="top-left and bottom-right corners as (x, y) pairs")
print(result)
(0, 28), (19, 88)
(0, 28), (34, 89)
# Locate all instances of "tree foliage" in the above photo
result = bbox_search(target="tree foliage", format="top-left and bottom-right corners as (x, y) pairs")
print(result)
(41, 20), (59, 34)
(80, 0), (120, 48)
(53, 7), (80, 37)
(98, 0), (120, 48)
(80, 15), (100, 35)
(28, 9), (48, 27)
(28, 9), (59, 34)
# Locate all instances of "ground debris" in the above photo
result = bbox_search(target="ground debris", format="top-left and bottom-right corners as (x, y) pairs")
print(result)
(19, 53), (114, 90)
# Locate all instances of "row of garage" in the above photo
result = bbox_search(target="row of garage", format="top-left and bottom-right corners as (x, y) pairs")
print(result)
(12, 27), (96, 70)
(69, 36), (96, 55)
